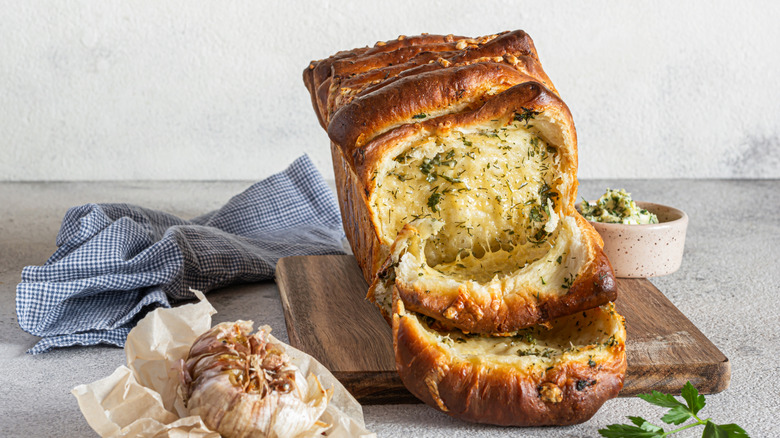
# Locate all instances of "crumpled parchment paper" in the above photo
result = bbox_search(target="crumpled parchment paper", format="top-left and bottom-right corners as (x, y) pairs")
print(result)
(72, 291), (375, 438)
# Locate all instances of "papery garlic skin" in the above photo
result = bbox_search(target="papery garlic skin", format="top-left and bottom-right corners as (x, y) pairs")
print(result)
(180, 321), (329, 438)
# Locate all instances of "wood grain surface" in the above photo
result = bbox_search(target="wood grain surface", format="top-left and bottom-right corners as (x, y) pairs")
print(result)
(276, 255), (730, 404)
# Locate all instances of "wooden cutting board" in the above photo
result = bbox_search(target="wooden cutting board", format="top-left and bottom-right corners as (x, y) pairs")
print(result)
(276, 255), (730, 404)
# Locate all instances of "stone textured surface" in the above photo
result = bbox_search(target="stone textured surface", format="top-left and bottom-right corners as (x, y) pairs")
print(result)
(1, 1), (780, 182)
(1, 180), (778, 436)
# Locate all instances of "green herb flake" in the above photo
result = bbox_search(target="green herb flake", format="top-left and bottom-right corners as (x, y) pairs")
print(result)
(412, 113), (427, 119)
(427, 191), (443, 212)
(562, 273), (576, 290)
(514, 107), (540, 125)
(576, 380), (594, 391)
(529, 205), (545, 222)
(393, 152), (411, 163)
(439, 173), (462, 184)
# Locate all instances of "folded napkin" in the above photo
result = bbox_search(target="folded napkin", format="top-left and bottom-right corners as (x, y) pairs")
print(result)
(17, 155), (345, 354)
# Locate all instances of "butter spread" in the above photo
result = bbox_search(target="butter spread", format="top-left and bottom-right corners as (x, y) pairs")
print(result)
(579, 188), (658, 224)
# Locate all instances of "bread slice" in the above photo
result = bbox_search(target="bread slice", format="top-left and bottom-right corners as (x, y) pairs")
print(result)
(360, 80), (616, 332)
(305, 31), (616, 332)
(393, 294), (627, 426)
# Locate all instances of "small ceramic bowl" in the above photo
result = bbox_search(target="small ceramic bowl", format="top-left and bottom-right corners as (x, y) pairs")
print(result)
(578, 202), (689, 278)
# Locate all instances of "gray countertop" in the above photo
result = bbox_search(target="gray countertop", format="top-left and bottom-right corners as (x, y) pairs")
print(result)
(1, 180), (778, 437)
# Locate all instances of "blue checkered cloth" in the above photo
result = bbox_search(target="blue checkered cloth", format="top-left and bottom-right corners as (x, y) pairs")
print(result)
(16, 155), (345, 354)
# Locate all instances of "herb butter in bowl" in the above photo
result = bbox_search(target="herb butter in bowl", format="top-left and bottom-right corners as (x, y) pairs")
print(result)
(577, 189), (688, 278)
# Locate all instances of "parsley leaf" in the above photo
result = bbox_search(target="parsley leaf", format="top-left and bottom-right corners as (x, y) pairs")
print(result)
(716, 424), (750, 437)
(680, 381), (706, 415)
(637, 390), (687, 409)
(660, 406), (692, 425)
(599, 382), (749, 438)
(627, 416), (663, 433)
(598, 423), (662, 438)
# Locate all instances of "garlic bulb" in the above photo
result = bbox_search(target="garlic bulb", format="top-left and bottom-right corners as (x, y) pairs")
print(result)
(179, 321), (330, 438)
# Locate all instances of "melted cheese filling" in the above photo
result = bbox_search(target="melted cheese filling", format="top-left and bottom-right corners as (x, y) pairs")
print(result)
(415, 304), (623, 369)
(373, 123), (563, 283)
(384, 217), (588, 310)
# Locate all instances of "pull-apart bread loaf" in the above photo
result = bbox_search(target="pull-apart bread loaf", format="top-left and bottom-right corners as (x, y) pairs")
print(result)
(304, 30), (626, 426)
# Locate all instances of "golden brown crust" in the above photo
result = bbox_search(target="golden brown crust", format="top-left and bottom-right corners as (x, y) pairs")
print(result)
(393, 298), (627, 426)
(329, 142), (386, 285)
(329, 62), (525, 152)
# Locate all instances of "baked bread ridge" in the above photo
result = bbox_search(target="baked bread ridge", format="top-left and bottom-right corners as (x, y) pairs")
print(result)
(303, 30), (556, 137)
(392, 295), (627, 426)
(304, 33), (471, 129)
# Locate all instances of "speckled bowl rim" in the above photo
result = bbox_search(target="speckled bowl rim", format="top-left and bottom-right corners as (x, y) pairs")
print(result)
(576, 201), (688, 229)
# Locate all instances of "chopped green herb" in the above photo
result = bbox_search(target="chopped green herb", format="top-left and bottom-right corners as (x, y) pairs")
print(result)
(427, 191), (443, 212)
(516, 347), (553, 358)
(528, 228), (549, 244)
(577, 380), (594, 391)
(514, 107), (540, 125)
(439, 173), (462, 184)
(393, 152), (412, 163)
(562, 273), (576, 289)
(529, 205), (545, 222)
(419, 151), (459, 183)
(412, 113), (427, 119)
(392, 172), (411, 182)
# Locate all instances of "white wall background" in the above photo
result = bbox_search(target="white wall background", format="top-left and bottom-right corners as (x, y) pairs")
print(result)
(1, 0), (778, 181)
